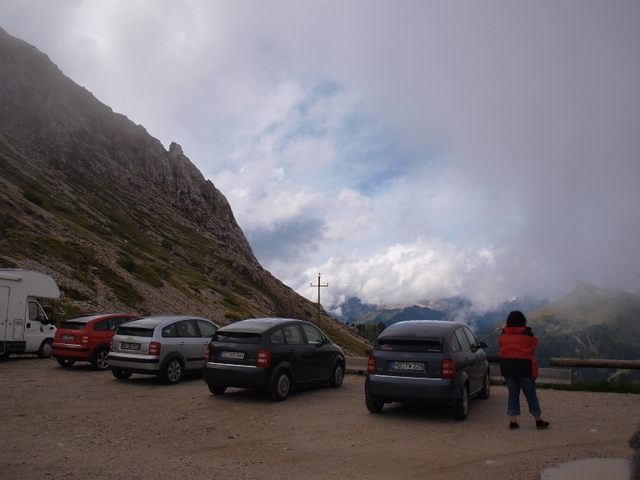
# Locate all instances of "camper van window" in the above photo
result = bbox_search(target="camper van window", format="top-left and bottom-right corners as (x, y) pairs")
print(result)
(28, 301), (47, 322)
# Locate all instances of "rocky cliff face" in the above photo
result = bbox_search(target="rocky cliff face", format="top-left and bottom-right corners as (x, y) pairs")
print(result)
(0, 28), (368, 354)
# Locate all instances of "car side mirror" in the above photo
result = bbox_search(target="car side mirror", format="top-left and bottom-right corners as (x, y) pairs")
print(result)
(478, 341), (487, 349)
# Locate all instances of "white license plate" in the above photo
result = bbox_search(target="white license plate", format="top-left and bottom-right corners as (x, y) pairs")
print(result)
(220, 351), (245, 360)
(61, 335), (75, 341)
(120, 342), (140, 351)
(391, 361), (425, 371)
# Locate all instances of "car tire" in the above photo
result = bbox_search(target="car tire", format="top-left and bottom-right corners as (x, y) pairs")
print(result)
(37, 339), (53, 358)
(453, 384), (469, 420)
(1, 352), (11, 360)
(162, 358), (183, 385)
(56, 358), (76, 367)
(270, 370), (291, 401)
(478, 369), (491, 399)
(112, 369), (132, 380)
(366, 396), (384, 413)
(208, 385), (227, 395)
(329, 362), (345, 388)
(91, 348), (110, 370)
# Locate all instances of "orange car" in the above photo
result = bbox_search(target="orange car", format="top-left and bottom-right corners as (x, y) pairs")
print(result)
(52, 313), (140, 370)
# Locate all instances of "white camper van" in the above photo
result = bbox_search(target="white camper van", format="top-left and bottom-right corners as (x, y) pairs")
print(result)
(0, 269), (59, 359)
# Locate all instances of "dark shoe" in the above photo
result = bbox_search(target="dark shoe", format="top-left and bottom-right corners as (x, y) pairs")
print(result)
(509, 422), (520, 430)
(536, 419), (550, 429)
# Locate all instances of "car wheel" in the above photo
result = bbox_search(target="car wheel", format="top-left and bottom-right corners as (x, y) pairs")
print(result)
(270, 370), (291, 401)
(1, 352), (11, 360)
(453, 384), (469, 420)
(366, 396), (384, 413)
(91, 348), (110, 370)
(208, 385), (227, 395)
(37, 339), (52, 358)
(162, 358), (183, 385)
(478, 369), (491, 399)
(329, 363), (345, 388)
(56, 358), (76, 367)
(112, 369), (132, 380)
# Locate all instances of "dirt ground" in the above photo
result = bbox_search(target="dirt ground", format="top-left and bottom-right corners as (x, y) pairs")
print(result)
(1, 356), (639, 480)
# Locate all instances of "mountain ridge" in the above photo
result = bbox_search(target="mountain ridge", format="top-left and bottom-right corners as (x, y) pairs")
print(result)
(0, 27), (369, 355)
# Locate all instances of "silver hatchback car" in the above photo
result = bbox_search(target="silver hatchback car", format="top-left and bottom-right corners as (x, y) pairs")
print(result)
(108, 315), (219, 384)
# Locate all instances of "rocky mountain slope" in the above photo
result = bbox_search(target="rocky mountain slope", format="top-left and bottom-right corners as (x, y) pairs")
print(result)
(0, 28), (369, 355)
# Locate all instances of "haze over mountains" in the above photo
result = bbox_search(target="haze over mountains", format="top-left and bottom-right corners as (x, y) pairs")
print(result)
(0, 28), (368, 355)
(337, 281), (640, 381)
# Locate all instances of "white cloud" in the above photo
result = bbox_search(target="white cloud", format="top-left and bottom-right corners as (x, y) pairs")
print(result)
(2, 0), (640, 308)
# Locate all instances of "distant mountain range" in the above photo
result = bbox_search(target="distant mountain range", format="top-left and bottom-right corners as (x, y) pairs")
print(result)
(334, 282), (640, 381)
(478, 281), (640, 381)
(334, 294), (550, 331)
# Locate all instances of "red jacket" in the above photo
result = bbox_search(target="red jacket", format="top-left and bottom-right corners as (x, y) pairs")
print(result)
(498, 326), (539, 379)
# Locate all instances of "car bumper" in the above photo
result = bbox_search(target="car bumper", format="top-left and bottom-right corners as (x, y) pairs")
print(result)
(52, 343), (91, 361)
(365, 374), (459, 405)
(108, 352), (161, 374)
(203, 361), (272, 390)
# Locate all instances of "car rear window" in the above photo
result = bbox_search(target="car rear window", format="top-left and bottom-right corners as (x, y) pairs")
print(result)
(377, 338), (443, 352)
(116, 326), (155, 338)
(213, 331), (261, 344)
(59, 322), (86, 330)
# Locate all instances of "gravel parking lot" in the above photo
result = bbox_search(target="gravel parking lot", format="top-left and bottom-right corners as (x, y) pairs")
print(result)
(1, 357), (638, 479)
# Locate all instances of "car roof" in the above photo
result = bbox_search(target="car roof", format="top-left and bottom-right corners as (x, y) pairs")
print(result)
(123, 315), (216, 329)
(63, 313), (139, 324)
(217, 317), (304, 334)
(379, 320), (463, 339)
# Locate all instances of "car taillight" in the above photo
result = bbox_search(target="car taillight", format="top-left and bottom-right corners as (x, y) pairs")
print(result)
(442, 359), (456, 379)
(82, 335), (89, 344)
(367, 355), (376, 374)
(109, 340), (113, 352)
(257, 350), (271, 367)
(149, 341), (161, 356)
(205, 346), (211, 362)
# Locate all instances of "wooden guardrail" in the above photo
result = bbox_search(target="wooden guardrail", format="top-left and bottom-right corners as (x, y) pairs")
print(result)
(485, 354), (572, 385)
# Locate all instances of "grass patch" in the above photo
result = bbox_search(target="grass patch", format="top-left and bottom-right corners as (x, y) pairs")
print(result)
(99, 267), (143, 307)
(59, 286), (91, 302)
(224, 312), (244, 322)
(131, 262), (164, 288)
(117, 256), (136, 272)
(222, 293), (240, 308)
(23, 190), (44, 206)
(540, 381), (640, 394)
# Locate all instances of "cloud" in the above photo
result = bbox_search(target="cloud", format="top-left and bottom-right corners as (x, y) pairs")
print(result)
(2, 0), (640, 309)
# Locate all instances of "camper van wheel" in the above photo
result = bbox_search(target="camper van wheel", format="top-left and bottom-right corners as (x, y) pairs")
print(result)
(57, 358), (76, 367)
(0, 352), (10, 360)
(37, 340), (53, 358)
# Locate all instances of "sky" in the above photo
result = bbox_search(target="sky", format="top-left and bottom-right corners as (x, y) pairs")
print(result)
(2, 1), (640, 313)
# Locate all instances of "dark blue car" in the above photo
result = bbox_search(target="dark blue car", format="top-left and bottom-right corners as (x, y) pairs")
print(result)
(365, 320), (490, 419)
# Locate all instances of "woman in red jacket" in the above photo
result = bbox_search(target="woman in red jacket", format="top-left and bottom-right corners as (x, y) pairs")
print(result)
(499, 310), (550, 430)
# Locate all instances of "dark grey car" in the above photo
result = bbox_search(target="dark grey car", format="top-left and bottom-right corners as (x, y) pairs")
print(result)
(203, 318), (345, 401)
(365, 320), (490, 419)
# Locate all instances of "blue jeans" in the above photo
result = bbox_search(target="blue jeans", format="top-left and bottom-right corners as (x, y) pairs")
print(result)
(505, 376), (541, 417)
